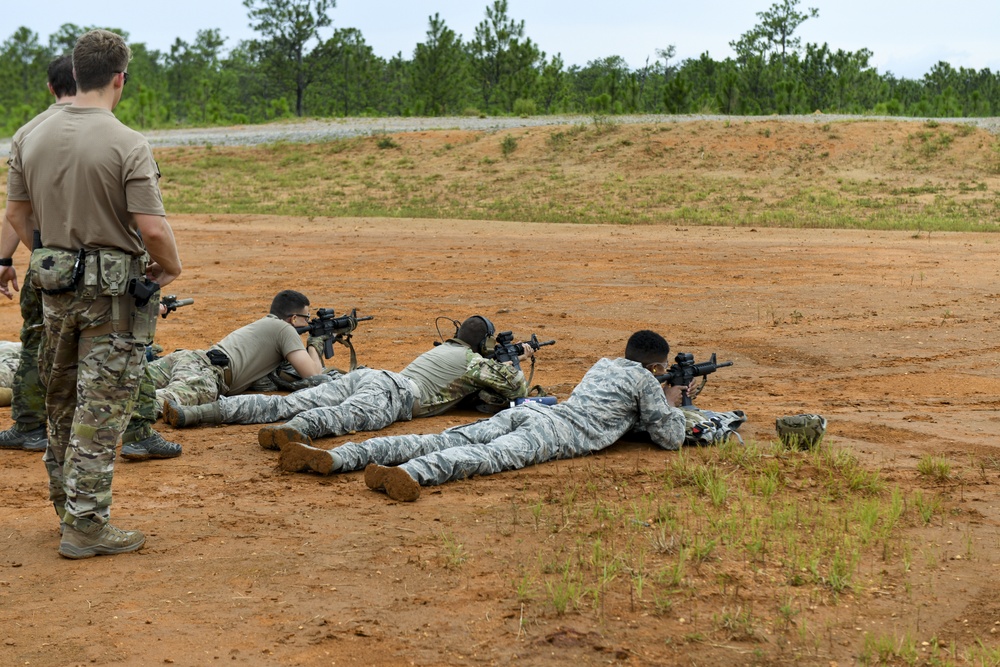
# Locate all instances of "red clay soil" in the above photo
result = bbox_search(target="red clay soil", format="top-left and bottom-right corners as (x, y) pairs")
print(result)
(2, 215), (1000, 666)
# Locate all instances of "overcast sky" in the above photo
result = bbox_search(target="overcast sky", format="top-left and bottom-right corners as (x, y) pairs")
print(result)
(4, 0), (998, 80)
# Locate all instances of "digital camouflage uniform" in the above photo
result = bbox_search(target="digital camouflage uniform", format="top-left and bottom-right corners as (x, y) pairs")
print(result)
(212, 338), (527, 439)
(0, 341), (22, 388)
(332, 358), (685, 486)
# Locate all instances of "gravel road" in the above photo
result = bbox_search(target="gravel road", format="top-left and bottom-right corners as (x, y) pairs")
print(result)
(3, 114), (999, 157)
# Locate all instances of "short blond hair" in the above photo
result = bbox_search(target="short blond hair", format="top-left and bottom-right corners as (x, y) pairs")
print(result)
(73, 29), (131, 92)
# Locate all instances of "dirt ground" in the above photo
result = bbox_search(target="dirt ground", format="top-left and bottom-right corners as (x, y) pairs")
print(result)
(4, 128), (1000, 665)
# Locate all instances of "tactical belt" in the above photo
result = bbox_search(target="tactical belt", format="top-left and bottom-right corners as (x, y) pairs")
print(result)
(205, 349), (233, 389)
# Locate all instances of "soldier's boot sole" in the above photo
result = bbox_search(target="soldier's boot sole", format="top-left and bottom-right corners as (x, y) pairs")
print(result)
(58, 524), (146, 559)
(162, 399), (186, 428)
(279, 441), (335, 474)
(364, 464), (420, 502)
(259, 425), (312, 451)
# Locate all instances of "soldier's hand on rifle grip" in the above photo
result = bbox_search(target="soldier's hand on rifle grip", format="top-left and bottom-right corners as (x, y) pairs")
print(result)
(662, 383), (686, 408)
(306, 335), (327, 357)
(518, 343), (535, 362)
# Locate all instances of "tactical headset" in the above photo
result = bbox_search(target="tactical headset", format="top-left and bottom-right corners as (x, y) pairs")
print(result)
(471, 315), (497, 356)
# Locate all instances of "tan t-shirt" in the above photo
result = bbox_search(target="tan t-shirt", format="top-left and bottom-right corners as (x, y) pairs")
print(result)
(213, 315), (306, 395)
(6, 106), (164, 255)
(9, 102), (71, 236)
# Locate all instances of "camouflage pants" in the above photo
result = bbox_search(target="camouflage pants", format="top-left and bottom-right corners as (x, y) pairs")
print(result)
(219, 368), (415, 438)
(39, 292), (145, 531)
(9, 274), (158, 442)
(122, 368), (160, 444)
(147, 350), (225, 413)
(335, 404), (575, 487)
(11, 276), (46, 430)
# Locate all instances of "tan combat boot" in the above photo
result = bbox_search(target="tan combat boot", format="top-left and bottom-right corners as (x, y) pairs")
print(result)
(59, 523), (146, 559)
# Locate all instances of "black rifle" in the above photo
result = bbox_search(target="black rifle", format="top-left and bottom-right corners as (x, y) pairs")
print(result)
(492, 331), (556, 372)
(161, 295), (193, 318)
(655, 352), (733, 408)
(295, 308), (373, 360)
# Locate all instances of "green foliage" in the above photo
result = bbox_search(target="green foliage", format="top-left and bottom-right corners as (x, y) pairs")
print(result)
(916, 455), (952, 482)
(3, 3), (1000, 132)
(468, 0), (541, 113)
(499, 134), (518, 157)
(411, 13), (469, 116)
(512, 97), (536, 116)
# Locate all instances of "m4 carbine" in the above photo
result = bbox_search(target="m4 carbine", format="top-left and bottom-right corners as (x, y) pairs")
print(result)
(492, 332), (556, 373)
(296, 308), (373, 360)
(655, 352), (733, 408)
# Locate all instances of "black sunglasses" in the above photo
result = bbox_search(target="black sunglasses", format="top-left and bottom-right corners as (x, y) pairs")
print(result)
(118, 71), (130, 86)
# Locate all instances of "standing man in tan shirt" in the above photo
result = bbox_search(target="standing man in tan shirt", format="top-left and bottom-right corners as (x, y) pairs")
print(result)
(5, 29), (182, 559)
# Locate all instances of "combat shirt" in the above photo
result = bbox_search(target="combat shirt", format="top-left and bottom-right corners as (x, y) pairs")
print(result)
(400, 339), (528, 417)
(213, 315), (306, 395)
(7, 106), (163, 255)
(8, 102), (71, 237)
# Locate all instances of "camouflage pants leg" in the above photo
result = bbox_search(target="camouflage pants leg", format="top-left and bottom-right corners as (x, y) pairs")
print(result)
(149, 350), (222, 410)
(121, 362), (158, 444)
(11, 277), (46, 430)
(283, 369), (414, 438)
(38, 293), (144, 531)
(216, 377), (356, 425)
(335, 407), (559, 486)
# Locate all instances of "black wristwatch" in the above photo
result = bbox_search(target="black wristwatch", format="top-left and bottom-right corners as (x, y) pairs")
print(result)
(0, 258), (12, 267)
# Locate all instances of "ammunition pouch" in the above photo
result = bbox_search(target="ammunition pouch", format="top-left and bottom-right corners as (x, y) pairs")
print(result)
(29, 247), (81, 295)
(33, 247), (156, 343)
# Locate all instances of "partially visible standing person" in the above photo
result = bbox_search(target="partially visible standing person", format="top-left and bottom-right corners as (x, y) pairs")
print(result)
(0, 54), (76, 452)
(0, 54), (182, 461)
(5, 29), (183, 558)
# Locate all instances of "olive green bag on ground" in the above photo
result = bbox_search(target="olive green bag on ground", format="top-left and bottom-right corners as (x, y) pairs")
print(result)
(775, 413), (827, 449)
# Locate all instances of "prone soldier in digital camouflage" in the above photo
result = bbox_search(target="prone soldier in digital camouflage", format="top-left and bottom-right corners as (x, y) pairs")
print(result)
(0, 341), (22, 406)
(277, 330), (689, 501)
(6, 29), (183, 558)
(0, 54), (181, 461)
(147, 290), (325, 414)
(162, 315), (532, 449)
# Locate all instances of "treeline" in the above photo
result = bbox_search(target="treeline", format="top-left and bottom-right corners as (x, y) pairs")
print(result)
(1, 0), (999, 137)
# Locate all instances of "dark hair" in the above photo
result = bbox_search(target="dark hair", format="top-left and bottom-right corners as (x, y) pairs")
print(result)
(47, 54), (76, 98)
(456, 315), (494, 352)
(269, 290), (310, 319)
(72, 29), (131, 92)
(624, 330), (670, 365)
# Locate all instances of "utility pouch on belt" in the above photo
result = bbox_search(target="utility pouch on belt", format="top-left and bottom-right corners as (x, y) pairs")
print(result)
(29, 247), (83, 295)
(76, 249), (154, 341)
(206, 349), (230, 367)
(131, 289), (160, 345)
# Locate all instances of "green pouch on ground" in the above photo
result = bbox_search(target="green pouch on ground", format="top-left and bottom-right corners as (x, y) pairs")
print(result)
(29, 247), (80, 294)
(775, 413), (827, 449)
